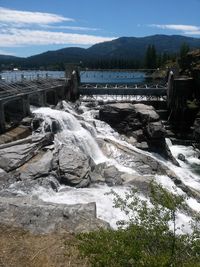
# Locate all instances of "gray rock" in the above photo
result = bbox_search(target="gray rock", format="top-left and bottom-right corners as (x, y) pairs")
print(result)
(135, 141), (149, 150)
(133, 103), (160, 122)
(122, 173), (154, 195)
(0, 175), (60, 197)
(58, 145), (91, 187)
(0, 169), (12, 190)
(131, 129), (146, 142)
(0, 134), (54, 172)
(0, 196), (109, 234)
(20, 150), (54, 180)
(103, 166), (123, 186)
(147, 121), (166, 139)
(178, 153), (186, 162)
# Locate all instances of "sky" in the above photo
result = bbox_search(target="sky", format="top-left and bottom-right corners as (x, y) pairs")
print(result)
(0, 0), (200, 57)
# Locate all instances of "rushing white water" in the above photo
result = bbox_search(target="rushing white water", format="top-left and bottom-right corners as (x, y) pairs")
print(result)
(33, 107), (106, 164)
(31, 101), (200, 232)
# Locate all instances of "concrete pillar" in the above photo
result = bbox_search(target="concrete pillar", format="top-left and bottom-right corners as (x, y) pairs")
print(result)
(22, 95), (31, 116)
(0, 102), (5, 134)
(168, 76), (196, 131)
(70, 71), (80, 101)
(39, 92), (46, 106)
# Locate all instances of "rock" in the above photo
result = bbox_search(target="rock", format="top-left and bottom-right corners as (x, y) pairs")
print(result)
(32, 117), (43, 131)
(103, 166), (123, 186)
(178, 153), (186, 162)
(0, 197), (109, 234)
(58, 145), (91, 187)
(0, 169), (12, 190)
(99, 103), (136, 130)
(193, 116), (200, 144)
(0, 134), (54, 172)
(131, 129), (146, 142)
(147, 121), (166, 139)
(0, 175), (60, 197)
(135, 142), (149, 150)
(99, 103), (174, 162)
(133, 103), (160, 123)
(21, 117), (33, 127)
(122, 174), (154, 195)
(20, 151), (54, 180)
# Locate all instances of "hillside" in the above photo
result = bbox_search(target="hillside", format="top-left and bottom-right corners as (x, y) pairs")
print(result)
(1, 34), (200, 69)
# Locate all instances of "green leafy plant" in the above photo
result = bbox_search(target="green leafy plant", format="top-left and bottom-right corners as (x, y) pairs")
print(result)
(78, 184), (200, 267)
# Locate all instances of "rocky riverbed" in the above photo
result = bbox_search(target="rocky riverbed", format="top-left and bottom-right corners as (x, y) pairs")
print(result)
(0, 100), (199, 233)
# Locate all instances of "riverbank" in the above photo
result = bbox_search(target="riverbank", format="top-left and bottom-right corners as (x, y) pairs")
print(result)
(0, 224), (87, 267)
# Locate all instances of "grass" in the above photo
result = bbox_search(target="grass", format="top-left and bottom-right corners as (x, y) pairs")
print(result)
(0, 224), (90, 267)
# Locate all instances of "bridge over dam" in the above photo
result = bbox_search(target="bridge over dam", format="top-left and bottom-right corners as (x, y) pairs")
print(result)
(0, 73), (79, 133)
(78, 83), (167, 97)
(0, 70), (194, 134)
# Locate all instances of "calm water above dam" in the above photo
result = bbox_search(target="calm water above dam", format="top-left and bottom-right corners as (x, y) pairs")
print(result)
(0, 70), (150, 84)
(80, 70), (148, 84)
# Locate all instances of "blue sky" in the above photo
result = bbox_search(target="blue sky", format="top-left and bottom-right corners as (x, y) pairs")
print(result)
(0, 0), (200, 57)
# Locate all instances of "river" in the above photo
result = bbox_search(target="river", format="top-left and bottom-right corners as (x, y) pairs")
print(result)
(28, 101), (200, 233)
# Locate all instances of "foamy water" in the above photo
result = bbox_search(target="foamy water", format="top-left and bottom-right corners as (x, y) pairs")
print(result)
(31, 101), (200, 232)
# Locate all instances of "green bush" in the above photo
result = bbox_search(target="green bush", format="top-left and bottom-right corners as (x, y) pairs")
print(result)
(78, 184), (200, 267)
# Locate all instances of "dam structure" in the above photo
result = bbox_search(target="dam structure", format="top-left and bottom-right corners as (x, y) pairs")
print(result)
(0, 69), (193, 134)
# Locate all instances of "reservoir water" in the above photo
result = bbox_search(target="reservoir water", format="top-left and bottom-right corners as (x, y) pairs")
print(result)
(0, 70), (150, 84)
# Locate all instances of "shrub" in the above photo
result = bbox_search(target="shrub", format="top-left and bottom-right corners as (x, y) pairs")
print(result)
(78, 184), (200, 267)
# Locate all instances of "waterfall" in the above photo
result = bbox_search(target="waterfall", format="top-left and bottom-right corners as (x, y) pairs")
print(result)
(33, 107), (106, 164)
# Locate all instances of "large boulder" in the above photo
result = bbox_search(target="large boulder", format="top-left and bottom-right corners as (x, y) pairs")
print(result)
(99, 103), (174, 161)
(19, 151), (54, 180)
(103, 166), (123, 186)
(99, 103), (136, 133)
(0, 197), (109, 234)
(133, 103), (160, 122)
(58, 144), (91, 187)
(0, 134), (54, 172)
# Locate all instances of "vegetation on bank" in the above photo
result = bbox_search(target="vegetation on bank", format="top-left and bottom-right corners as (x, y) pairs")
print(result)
(78, 184), (200, 267)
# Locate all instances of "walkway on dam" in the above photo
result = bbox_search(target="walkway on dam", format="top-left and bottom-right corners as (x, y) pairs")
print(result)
(0, 78), (65, 102)
(79, 83), (167, 96)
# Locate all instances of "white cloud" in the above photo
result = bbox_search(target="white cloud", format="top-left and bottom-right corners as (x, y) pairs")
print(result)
(0, 28), (115, 47)
(150, 24), (199, 31)
(184, 31), (200, 35)
(0, 7), (74, 25)
(149, 24), (200, 35)
(41, 25), (100, 31)
(0, 6), (115, 52)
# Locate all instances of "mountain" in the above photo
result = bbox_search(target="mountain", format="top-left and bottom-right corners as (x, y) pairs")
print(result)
(1, 35), (200, 68)
(88, 35), (200, 59)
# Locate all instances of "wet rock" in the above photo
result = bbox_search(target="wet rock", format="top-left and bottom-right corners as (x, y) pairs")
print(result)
(58, 144), (91, 187)
(99, 103), (178, 164)
(0, 175), (60, 197)
(103, 166), (123, 186)
(135, 141), (149, 150)
(147, 121), (166, 139)
(32, 117), (43, 131)
(178, 153), (186, 162)
(0, 197), (109, 234)
(122, 173), (154, 195)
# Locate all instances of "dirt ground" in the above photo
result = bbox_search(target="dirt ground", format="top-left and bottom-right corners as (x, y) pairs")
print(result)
(0, 224), (90, 267)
